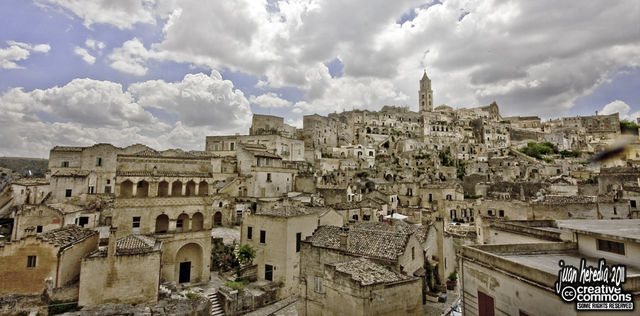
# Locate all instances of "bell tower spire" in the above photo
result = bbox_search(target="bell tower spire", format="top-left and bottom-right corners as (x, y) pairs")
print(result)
(419, 69), (433, 113)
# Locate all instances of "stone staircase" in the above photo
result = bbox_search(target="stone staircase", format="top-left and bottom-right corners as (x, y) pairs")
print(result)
(208, 291), (225, 316)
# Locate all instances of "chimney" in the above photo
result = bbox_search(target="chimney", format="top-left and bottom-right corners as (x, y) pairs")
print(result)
(339, 227), (349, 250)
(107, 227), (117, 257)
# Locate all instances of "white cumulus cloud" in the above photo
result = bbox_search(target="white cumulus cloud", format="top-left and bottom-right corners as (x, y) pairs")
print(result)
(249, 93), (293, 108)
(0, 41), (50, 69)
(74, 47), (96, 64)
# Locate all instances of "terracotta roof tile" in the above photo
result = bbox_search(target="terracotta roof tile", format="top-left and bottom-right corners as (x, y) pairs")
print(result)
(331, 257), (410, 286)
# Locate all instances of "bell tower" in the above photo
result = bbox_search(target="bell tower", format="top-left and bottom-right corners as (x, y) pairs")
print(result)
(419, 69), (433, 113)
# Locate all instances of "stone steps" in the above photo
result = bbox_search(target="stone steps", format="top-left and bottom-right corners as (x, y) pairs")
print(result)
(208, 292), (225, 316)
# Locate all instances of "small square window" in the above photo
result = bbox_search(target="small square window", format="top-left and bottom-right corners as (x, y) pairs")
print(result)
(132, 216), (141, 228)
(499, 210), (505, 217)
(96, 157), (102, 166)
(36, 226), (43, 233)
(27, 256), (37, 268)
(61, 161), (69, 167)
(65, 189), (72, 197)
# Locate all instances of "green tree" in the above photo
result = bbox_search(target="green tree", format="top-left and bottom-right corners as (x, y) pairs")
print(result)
(237, 244), (256, 266)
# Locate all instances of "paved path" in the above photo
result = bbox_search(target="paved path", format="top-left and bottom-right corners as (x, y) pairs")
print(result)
(244, 296), (298, 316)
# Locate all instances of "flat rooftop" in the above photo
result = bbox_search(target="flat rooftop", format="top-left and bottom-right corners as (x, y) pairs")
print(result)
(556, 219), (640, 243)
(499, 251), (640, 276)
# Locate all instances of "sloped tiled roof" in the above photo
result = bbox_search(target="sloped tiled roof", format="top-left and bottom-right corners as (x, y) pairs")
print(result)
(348, 221), (430, 245)
(41, 225), (97, 249)
(116, 234), (158, 255)
(307, 226), (409, 261)
(331, 257), (410, 286)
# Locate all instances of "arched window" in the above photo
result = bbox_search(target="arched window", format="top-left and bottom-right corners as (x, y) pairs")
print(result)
(158, 181), (169, 197)
(171, 181), (183, 196)
(120, 180), (133, 198)
(198, 181), (208, 196)
(136, 180), (149, 198)
(155, 214), (169, 233)
(185, 180), (196, 196)
(191, 212), (203, 231)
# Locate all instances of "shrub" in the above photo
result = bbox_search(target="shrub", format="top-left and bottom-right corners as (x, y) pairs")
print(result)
(225, 279), (249, 290)
(448, 272), (458, 281)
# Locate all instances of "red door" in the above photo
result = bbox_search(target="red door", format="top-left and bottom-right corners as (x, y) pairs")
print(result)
(478, 291), (495, 316)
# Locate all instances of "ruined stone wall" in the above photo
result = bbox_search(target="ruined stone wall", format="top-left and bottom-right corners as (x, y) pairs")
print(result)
(78, 251), (161, 306)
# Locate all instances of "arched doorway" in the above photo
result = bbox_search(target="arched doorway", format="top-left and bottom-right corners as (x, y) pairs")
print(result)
(213, 211), (222, 226)
(192, 212), (203, 231)
(120, 180), (133, 198)
(155, 214), (169, 233)
(175, 243), (203, 283)
(171, 181), (182, 196)
(157, 181), (169, 197)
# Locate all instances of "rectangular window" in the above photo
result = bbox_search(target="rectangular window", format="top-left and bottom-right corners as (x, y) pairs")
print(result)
(266, 173), (272, 182)
(96, 157), (102, 166)
(36, 226), (43, 233)
(314, 276), (324, 293)
(597, 239), (625, 255)
(247, 226), (253, 240)
(107, 179), (111, 184)
(132, 216), (141, 228)
(260, 230), (266, 243)
(296, 232), (301, 252)
(89, 186), (95, 194)
(265, 264), (273, 281)
(61, 161), (69, 167)
(631, 200), (637, 208)
(27, 256), (37, 268)
(65, 189), (72, 197)
(104, 186), (111, 194)
(499, 210), (504, 217)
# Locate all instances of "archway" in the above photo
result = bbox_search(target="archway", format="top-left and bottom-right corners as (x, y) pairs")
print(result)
(136, 180), (149, 198)
(155, 214), (169, 233)
(176, 213), (190, 232)
(213, 211), (222, 226)
(158, 181), (169, 197)
(192, 212), (203, 231)
(198, 181), (208, 196)
(175, 243), (203, 283)
(186, 180), (196, 196)
(171, 181), (183, 196)
(120, 180), (133, 198)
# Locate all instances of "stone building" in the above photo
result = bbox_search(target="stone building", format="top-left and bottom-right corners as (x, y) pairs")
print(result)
(249, 114), (296, 138)
(10, 203), (100, 240)
(0, 225), (98, 295)
(110, 150), (214, 285)
(460, 220), (640, 316)
(10, 178), (49, 205)
(298, 225), (425, 315)
(79, 229), (162, 306)
(240, 204), (342, 297)
(298, 257), (422, 316)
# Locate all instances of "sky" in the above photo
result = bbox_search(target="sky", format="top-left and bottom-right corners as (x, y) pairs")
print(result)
(0, 0), (639, 158)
